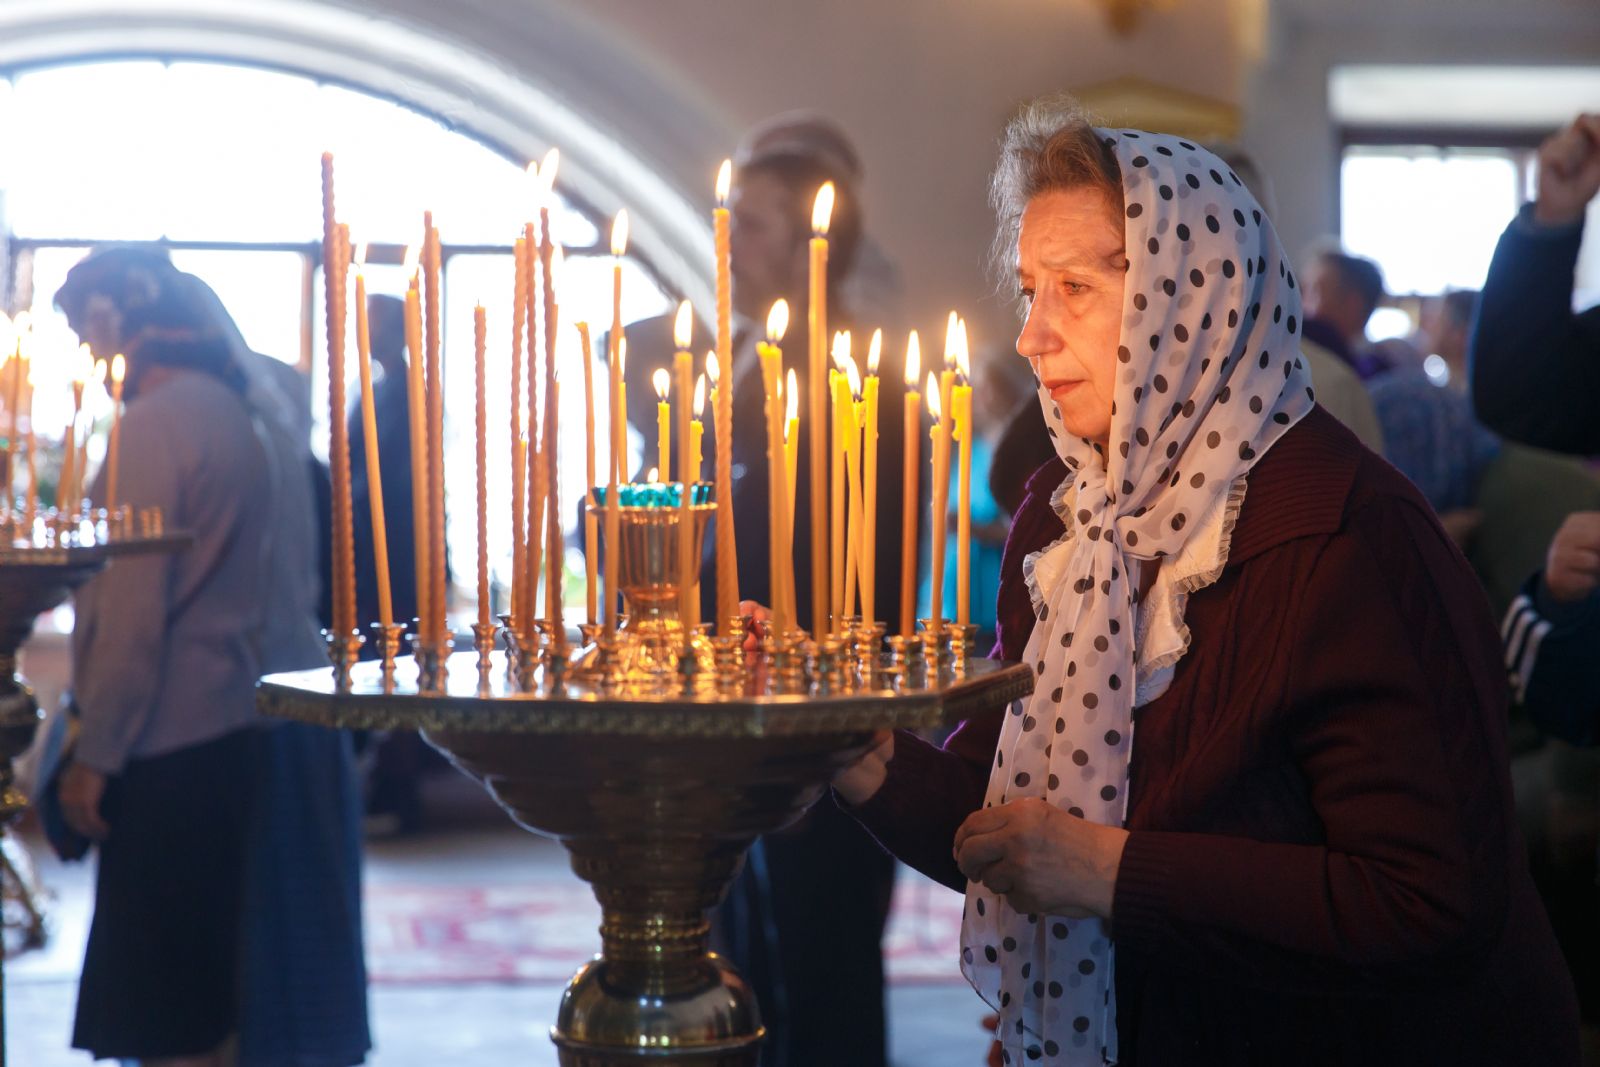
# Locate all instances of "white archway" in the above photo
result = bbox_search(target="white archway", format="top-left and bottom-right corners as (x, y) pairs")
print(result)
(0, 0), (716, 312)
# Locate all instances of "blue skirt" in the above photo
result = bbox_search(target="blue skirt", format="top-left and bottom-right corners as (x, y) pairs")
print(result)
(74, 728), (260, 1060)
(238, 722), (371, 1067)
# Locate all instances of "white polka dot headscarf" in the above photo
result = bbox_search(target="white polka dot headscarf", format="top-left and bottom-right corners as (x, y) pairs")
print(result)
(959, 129), (1314, 1065)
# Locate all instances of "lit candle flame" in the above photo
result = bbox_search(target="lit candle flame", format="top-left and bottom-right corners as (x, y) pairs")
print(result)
(904, 330), (921, 388)
(549, 245), (566, 301)
(538, 148), (560, 198)
(844, 355), (862, 397)
(647, 466), (659, 483)
(611, 210), (630, 256)
(401, 244), (419, 278)
(111, 353), (126, 384)
(693, 373), (707, 417)
(74, 343), (94, 385)
(944, 310), (962, 369)
(785, 368), (800, 423)
(618, 337), (628, 377)
(766, 299), (790, 343)
(93, 359), (107, 386)
(353, 240), (369, 271)
(812, 182), (836, 236)
(831, 329), (852, 370)
(652, 367), (671, 401)
(956, 321), (971, 380)
(926, 372), (941, 418)
(673, 300), (694, 350)
(706, 350), (721, 386)
(716, 159), (733, 206)
(14, 311), (32, 334)
(867, 328), (883, 377)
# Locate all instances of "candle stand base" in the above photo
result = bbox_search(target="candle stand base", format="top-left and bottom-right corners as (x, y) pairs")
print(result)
(257, 650), (1031, 1067)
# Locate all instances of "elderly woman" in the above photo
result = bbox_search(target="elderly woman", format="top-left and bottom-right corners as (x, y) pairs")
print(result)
(835, 98), (1580, 1065)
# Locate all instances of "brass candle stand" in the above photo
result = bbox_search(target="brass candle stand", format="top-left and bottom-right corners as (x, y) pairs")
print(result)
(0, 514), (187, 1067)
(262, 486), (1029, 1066)
(258, 648), (1030, 1067)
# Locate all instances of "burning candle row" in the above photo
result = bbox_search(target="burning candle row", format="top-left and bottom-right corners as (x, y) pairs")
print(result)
(0, 313), (128, 539)
(318, 149), (978, 667)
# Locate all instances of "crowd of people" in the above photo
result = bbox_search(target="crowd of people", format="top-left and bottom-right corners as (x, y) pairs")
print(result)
(24, 94), (1600, 1066)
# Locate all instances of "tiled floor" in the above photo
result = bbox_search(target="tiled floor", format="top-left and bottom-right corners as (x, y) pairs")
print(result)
(8, 772), (991, 1067)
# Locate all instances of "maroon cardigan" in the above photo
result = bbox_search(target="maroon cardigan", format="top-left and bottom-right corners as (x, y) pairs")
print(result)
(852, 407), (1579, 1064)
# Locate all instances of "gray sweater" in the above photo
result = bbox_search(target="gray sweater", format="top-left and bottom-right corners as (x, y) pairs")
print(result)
(73, 371), (272, 774)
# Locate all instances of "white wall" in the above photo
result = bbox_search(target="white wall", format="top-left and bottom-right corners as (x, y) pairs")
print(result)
(1243, 0), (1600, 263)
(3, 0), (1597, 343)
(303, 0), (1257, 346)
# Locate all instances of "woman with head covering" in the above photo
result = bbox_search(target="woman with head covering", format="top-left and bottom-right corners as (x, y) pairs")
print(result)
(835, 96), (1579, 1065)
(54, 248), (368, 1067)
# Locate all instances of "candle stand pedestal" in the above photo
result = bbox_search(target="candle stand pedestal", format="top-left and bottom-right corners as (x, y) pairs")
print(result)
(258, 650), (1031, 1066)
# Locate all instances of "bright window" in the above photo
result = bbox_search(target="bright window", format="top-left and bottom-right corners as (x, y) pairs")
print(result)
(2, 58), (670, 615)
(1341, 143), (1600, 309)
(1340, 147), (1523, 296)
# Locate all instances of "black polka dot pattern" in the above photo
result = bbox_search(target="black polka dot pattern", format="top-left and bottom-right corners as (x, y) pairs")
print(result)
(967, 127), (1313, 1067)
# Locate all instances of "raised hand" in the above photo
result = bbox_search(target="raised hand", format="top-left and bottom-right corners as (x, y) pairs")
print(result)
(1534, 113), (1600, 226)
(1544, 511), (1600, 604)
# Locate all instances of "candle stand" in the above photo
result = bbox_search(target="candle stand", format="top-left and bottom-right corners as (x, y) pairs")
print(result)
(258, 489), (1031, 1067)
(0, 511), (187, 1067)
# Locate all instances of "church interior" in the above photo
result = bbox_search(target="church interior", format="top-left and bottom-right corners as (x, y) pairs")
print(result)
(2, 0), (1600, 1065)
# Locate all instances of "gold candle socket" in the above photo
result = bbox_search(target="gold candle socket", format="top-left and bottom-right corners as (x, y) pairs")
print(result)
(917, 617), (952, 673)
(322, 628), (366, 692)
(410, 633), (454, 693)
(471, 620), (499, 680)
(374, 621), (408, 690)
(498, 612), (537, 691)
(854, 621), (886, 678)
(946, 622), (980, 673)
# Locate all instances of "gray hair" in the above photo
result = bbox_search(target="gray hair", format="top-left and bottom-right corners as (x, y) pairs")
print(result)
(989, 93), (1123, 293)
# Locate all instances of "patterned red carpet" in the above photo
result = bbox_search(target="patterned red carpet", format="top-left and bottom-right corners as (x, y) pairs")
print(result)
(365, 875), (966, 984)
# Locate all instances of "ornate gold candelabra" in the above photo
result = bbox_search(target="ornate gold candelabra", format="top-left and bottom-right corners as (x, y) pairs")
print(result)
(257, 489), (1027, 1067)
(0, 511), (186, 1067)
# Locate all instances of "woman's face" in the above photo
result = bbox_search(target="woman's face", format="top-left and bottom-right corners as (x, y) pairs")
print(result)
(1014, 187), (1127, 447)
(729, 169), (805, 320)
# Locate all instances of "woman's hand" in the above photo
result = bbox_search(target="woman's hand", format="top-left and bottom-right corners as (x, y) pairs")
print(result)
(1544, 511), (1600, 603)
(833, 730), (894, 807)
(1533, 113), (1600, 226)
(59, 761), (111, 842)
(953, 797), (1128, 920)
(737, 600), (770, 651)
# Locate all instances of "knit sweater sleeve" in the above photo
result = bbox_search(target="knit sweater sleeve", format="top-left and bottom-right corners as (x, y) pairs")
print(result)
(1470, 207), (1600, 453)
(1502, 573), (1600, 747)
(845, 460), (1061, 890)
(1112, 494), (1514, 991)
